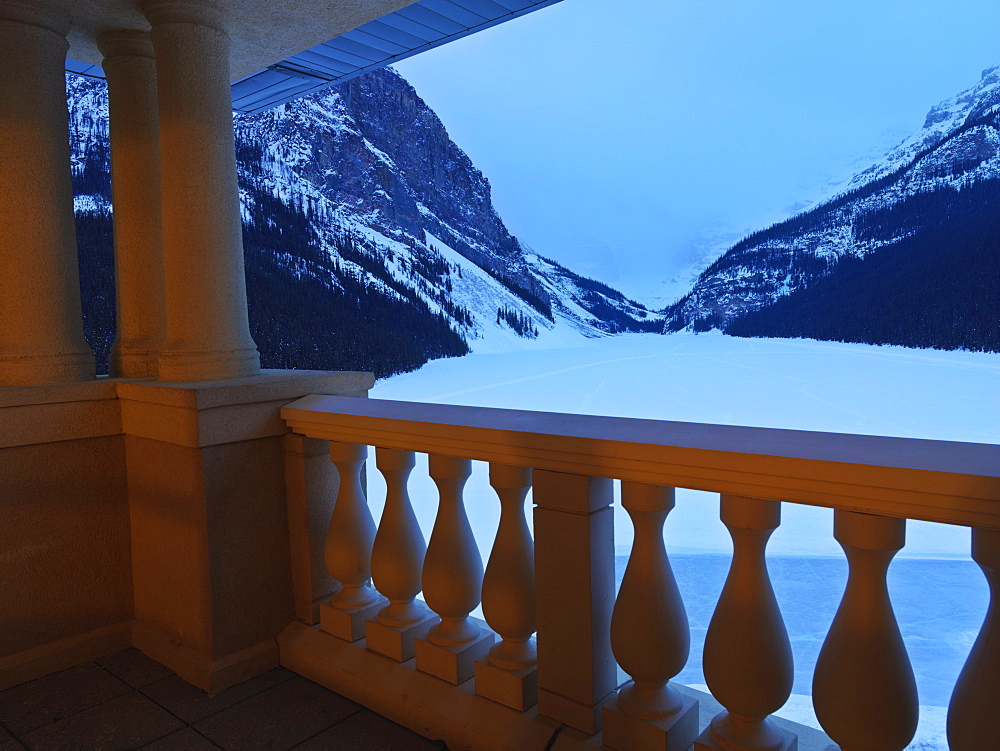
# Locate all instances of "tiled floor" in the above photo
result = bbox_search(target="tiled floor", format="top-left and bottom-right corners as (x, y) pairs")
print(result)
(0, 650), (447, 750)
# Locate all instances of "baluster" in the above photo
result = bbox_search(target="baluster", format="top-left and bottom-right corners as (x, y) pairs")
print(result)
(475, 463), (537, 710)
(696, 495), (795, 751)
(813, 510), (917, 751)
(365, 447), (433, 661)
(319, 441), (386, 642)
(604, 482), (698, 751)
(948, 527), (1000, 750)
(415, 454), (494, 684)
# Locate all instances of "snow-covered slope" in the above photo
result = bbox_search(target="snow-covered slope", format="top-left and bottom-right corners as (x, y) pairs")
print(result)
(664, 65), (1000, 352)
(67, 69), (660, 374)
(848, 66), (1000, 189)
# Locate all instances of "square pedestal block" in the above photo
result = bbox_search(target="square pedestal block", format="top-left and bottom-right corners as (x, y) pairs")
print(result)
(415, 619), (494, 684)
(694, 716), (797, 751)
(474, 657), (538, 711)
(538, 688), (614, 735)
(603, 692), (699, 751)
(319, 598), (386, 643)
(366, 614), (435, 662)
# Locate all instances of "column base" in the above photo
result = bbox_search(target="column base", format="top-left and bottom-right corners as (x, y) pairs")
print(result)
(694, 713), (798, 751)
(110, 347), (159, 379)
(603, 692), (699, 751)
(474, 657), (537, 711)
(157, 347), (260, 382)
(320, 598), (386, 643)
(0, 350), (94, 387)
(366, 613), (435, 662)
(415, 618), (494, 685)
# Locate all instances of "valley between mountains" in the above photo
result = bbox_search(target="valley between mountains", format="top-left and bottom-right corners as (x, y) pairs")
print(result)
(68, 65), (1000, 378)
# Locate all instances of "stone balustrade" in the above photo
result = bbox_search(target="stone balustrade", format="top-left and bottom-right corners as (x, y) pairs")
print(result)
(280, 395), (1000, 751)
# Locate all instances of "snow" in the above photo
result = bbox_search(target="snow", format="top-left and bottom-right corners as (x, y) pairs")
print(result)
(372, 331), (997, 559)
(73, 194), (109, 214)
(421, 230), (600, 353)
(368, 333), (999, 749)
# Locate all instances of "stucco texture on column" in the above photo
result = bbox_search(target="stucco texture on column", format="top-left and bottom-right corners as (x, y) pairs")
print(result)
(0, 0), (96, 386)
(99, 29), (166, 379)
(143, 0), (260, 381)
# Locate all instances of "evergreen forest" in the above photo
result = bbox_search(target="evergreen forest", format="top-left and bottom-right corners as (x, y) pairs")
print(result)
(73, 160), (468, 379)
(724, 180), (1000, 352)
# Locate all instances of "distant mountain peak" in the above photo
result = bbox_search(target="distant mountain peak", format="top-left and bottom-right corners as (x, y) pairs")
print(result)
(663, 66), (1000, 354)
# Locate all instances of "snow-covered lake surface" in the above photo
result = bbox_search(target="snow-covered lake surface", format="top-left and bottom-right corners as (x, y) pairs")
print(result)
(367, 333), (999, 749)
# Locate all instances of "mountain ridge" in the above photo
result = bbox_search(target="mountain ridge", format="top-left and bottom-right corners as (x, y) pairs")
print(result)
(67, 68), (660, 377)
(663, 65), (1000, 353)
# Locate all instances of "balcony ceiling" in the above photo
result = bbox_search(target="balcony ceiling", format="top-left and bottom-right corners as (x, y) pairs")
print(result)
(61, 0), (418, 81)
(62, 0), (563, 113)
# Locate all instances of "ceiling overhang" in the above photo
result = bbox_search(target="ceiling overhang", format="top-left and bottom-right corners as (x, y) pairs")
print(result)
(64, 0), (562, 114)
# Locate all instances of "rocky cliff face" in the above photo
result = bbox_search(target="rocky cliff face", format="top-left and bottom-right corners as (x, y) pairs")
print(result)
(68, 68), (658, 376)
(663, 66), (1000, 352)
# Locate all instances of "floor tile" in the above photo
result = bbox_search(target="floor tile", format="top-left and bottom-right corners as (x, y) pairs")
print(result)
(141, 668), (295, 724)
(0, 724), (10, 741)
(0, 740), (24, 751)
(96, 649), (174, 689)
(292, 709), (446, 750)
(194, 677), (360, 750)
(21, 691), (182, 751)
(140, 727), (221, 750)
(0, 662), (131, 735)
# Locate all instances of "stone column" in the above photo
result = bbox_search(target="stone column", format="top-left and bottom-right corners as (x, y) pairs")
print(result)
(0, 0), (95, 386)
(141, 0), (259, 381)
(98, 30), (165, 379)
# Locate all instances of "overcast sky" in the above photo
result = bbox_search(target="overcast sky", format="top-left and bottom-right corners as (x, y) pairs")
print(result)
(394, 0), (1000, 302)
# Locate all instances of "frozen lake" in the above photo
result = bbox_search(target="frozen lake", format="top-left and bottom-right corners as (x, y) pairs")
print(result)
(368, 332), (1000, 748)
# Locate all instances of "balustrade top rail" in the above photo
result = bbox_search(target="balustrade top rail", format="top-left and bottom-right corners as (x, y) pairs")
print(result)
(282, 394), (1000, 530)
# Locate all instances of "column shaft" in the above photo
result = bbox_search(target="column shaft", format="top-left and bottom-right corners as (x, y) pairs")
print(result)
(99, 30), (165, 378)
(0, 0), (95, 385)
(143, 0), (259, 381)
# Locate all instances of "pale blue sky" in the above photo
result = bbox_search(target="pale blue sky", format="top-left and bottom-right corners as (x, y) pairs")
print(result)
(394, 0), (1000, 302)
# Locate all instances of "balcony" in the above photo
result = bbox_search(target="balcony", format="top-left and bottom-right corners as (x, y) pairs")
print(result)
(4, 386), (997, 749)
(1, 1), (998, 749)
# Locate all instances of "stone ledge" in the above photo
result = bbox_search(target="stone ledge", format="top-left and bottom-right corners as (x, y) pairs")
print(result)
(0, 398), (122, 448)
(115, 369), (374, 410)
(0, 377), (119, 409)
(1, 370), (374, 448)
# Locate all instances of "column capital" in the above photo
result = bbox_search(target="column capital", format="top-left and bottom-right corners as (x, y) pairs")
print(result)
(0, 0), (71, 36)
(140, 0), (228, 34)
(97, 28), (154, 61)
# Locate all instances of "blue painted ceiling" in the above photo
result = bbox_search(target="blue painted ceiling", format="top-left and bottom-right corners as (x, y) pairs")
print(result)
(67, 0), (562, 114)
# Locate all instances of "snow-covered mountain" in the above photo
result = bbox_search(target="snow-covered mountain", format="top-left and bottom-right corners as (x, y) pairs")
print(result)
(67, 69), (659, 377)
(664, 66), (1000, 352)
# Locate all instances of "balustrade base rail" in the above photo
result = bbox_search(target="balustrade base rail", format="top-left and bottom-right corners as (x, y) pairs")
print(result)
(277, 621), (836, 751)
